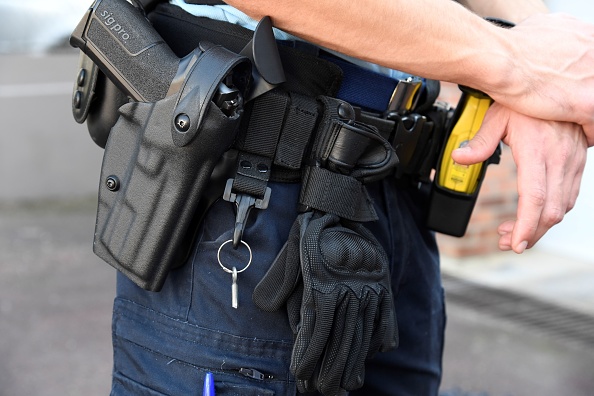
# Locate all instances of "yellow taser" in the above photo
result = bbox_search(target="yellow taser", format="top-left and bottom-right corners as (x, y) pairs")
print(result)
(438, 88), (492, 194)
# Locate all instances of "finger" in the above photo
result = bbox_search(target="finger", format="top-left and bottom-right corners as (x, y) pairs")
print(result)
(509, 143), (547, 253)
(527, 146), (568, 247)
(451, 104), (508, 165)
(582, 122), (594, 147)
(291, 293), (335, 382)
(343, 292), (377, 391)
(497, 221), (513, 251)
(497, 220), (514, 236)
(498, 232), (513, 251)
(567, 160), (585, 213)
(520, 128), (587, 248)
(567, 136), (588, 211)
(252, 241), (298, 311)
(318, 294), (358, 396)
(286, 282), (304, 334)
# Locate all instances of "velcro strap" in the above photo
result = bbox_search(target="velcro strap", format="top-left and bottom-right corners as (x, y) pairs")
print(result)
(300, 166), (378, 222)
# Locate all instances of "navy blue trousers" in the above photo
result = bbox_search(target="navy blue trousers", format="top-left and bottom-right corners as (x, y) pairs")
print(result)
(110, 179), (445, 395)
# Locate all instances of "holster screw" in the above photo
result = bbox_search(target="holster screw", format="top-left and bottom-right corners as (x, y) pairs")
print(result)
(174, 114), (191, 132)
(106, 176), (120, 192)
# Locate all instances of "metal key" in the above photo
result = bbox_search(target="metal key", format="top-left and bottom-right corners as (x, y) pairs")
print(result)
(217, 240), (252, 310)
(231, 267), (238, 309)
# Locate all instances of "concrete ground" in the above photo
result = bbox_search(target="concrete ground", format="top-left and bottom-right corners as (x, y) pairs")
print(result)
(1, 202), (593, 396)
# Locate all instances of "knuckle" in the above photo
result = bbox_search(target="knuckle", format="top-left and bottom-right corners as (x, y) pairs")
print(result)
(543, 206), (565, 227)
(472, 133), (492, 149)
(522, 188), (547, 208)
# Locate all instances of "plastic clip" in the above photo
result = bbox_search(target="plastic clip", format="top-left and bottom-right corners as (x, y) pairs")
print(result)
(388, 113), (433, 178)
(223, 179), (271, 248)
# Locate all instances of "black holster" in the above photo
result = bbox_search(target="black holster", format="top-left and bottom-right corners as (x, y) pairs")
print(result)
(94, 44), (250, 291)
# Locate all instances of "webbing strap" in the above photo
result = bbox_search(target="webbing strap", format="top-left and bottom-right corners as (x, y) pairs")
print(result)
(224, 89), (321, 248)
(231, 90), (289, 198)
(274, 92), (320, 171)
(300, 167), (378, 222)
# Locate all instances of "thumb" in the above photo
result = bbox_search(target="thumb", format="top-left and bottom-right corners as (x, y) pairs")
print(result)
(451, 104), (508, 165)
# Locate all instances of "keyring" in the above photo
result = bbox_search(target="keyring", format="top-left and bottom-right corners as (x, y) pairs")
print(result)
(217, 239), (252, 274)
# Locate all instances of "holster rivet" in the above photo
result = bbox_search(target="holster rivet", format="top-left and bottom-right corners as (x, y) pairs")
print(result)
(174, 114), (191, 132)
(106, 176), (120, 192)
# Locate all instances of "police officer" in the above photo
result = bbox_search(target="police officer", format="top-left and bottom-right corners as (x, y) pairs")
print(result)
(106, 0), (591, 395)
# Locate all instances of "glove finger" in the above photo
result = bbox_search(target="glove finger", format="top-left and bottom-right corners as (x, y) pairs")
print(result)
(252, 219), (301, 311)
(343, 289), (377, 391)
(317, 290), (349, 394)
(296, 378), (313, 394)
(369, 291), (398, 356)
(286, 280), (304, 334)
(318, 290), (360, 395)
(291, 292), (335, 383)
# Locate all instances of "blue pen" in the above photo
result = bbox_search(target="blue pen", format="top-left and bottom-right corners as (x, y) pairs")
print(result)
(203, 372), (215, 396)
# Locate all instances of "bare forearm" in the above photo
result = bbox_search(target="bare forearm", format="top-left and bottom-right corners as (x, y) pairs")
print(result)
(225, 0), (512, 92)
(227, 0), (594, 138)
(459, 0), (549, 23)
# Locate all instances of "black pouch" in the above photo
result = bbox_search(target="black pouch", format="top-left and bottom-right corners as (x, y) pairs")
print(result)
(94, 44), (251, 291)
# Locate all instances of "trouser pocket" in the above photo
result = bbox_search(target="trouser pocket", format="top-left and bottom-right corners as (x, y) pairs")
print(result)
(111, 298), (295, 396)
(112, 370), (276, 396)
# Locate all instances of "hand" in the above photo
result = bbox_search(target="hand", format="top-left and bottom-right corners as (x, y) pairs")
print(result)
(451, 103), (588, 253)
(486, 13), (594, 145)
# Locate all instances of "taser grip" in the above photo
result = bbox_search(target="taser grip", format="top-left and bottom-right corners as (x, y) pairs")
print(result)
(426, 87), (499, 237)
(437, 91), (492, 194)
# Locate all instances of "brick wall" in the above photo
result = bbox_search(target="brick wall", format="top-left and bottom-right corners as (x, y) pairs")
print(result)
(434, 83), (518, 257)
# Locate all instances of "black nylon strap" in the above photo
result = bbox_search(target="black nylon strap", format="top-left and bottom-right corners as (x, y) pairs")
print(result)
(274, 92), (320, 171)
(231, 90), (290, 198)
(242, 91), (289, 156)
(300, 167), (378, 222)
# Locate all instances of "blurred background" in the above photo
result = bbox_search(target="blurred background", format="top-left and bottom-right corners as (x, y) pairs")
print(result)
(0, 1), (593, 395)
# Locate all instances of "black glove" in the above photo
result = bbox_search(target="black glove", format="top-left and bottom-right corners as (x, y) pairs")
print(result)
(253, 211), (398, 395)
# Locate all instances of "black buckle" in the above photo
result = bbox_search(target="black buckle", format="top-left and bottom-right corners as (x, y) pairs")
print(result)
(223, 179), (271, 248)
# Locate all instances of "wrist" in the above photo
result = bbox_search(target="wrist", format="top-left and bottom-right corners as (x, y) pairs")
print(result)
(460, 22), (521, 101)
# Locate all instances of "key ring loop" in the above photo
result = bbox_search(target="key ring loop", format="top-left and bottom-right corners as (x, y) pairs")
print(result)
(217, 239), (252, 274)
